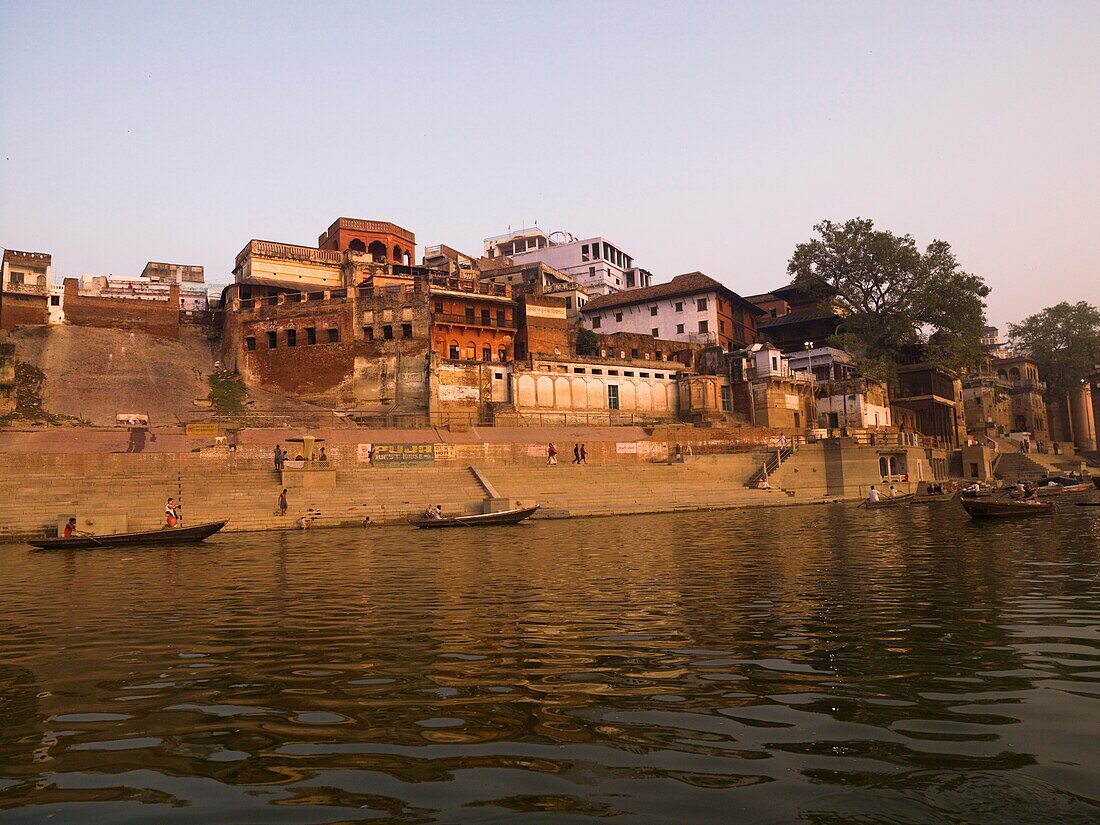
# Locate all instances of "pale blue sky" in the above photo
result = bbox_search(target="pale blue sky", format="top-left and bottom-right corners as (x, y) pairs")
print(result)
(2, 1), (1098, 329)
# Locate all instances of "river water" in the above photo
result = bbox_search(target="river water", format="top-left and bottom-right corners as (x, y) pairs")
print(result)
(1, 504), (1099, 824)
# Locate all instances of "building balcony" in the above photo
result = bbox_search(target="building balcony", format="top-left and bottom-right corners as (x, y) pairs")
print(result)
(2, 281), (49, 296)
(236, 240), (344, 268)
(432, 312), (516, 329)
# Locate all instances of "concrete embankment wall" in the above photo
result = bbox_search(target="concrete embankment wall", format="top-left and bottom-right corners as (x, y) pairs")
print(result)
(0, 450), (810, 542)
(0, 435), (928, 542)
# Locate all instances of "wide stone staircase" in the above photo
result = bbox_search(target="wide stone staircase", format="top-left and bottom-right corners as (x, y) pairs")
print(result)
(993, 451), (1049, 482)
(477, 453), (773, 518)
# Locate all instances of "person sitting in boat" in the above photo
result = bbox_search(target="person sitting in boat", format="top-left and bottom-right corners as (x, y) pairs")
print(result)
(164, 497), (180, 528)
(868, 486), (880, 502)
(424, 504), (444, 520)
(888, 485), (897, 498)
(63, 517), (77, 538)
(1022, 487), (1041, 503)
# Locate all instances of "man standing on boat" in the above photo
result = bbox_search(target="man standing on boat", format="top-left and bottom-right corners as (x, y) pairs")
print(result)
(63, 517), (77, 538)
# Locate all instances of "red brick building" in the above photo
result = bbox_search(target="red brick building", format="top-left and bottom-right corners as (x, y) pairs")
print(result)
(1, 249), (51, 329)
(317, 218), (415, 265)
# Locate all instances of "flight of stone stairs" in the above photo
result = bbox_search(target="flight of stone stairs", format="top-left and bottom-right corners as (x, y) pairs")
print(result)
(993, 451), (1050, 482)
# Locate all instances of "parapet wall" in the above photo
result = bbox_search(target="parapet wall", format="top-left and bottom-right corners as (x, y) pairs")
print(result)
(62, 279), (180, 338)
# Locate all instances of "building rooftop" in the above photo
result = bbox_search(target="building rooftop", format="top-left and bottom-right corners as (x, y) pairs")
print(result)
(579, 272), (766, 315)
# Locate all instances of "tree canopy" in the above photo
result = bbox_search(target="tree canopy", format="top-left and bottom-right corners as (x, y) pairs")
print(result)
(1008, 302), (1100, 400)
(787, 218), (990, 378)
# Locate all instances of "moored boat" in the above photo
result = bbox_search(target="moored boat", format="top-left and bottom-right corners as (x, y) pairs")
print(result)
(910, 494), (953, 505)
(960, 498), (1055, 518)
(861, 493), (915, 509)
(28, 520), (229, 551)
(1059, 482), (1093, 493)
(408, 505), (541, 529)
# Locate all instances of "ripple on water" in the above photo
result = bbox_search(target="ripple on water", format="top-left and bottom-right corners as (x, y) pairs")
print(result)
(1, 506), (1098, 822)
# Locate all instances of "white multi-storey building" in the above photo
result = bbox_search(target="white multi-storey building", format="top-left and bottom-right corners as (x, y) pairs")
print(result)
(579, 272), (763, 351)
(483, 227), (652, 296)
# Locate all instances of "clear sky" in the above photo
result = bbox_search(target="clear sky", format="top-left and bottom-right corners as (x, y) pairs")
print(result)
(2, 1), (1098, 330)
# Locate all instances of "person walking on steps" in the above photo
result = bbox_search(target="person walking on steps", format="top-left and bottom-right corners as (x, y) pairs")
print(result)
(572, 444), (581, 464)
(547, 442), (558, 465)
(278, 489), (288, 516)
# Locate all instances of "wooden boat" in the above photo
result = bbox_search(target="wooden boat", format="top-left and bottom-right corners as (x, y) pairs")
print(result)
(1059, 483), (1093, 494)
(1009, 485), (1063, 499)
(28, 520), (229, 550)
(959, 488), (994, 499)
(1076, 501), (1100, 507)
(960, 498), (1055, 518)
(861, 493), (915, 509)
(408, 505), (540, 529)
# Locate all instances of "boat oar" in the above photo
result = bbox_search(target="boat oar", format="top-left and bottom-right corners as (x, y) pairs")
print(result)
(76, 530), (104, 546)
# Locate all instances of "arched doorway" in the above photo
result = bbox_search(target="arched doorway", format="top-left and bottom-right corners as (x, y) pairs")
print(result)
(348, 239), (366, 252)
(368, 241), (387, 261)
(393, 245), (402, 263)
(879, 457), (889, 477)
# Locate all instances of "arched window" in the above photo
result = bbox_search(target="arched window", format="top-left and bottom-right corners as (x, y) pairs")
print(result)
(465, 341), (476, 360)
(403, 250), (411, 265)
(1009, 367), (1021, 382)
(368, 240), (387, 261)
(498, 347), (506, 362)
(997, 369), (1008, 380)
(888, 456), (898, 475)
(879, 457), (889, 477)
(393, 245), (402, 262)
(448, 340), (459, 359)
(348, 239), (366, 252)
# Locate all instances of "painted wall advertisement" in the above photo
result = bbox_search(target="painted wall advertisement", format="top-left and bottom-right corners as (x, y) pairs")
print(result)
(371, 444), (435, 465)
(615, 442), (639, 454)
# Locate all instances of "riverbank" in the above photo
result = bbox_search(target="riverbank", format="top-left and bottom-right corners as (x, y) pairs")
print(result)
(0, 435), (934, 541)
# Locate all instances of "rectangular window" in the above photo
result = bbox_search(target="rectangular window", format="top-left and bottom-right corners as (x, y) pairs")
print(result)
(50, 295), (60, 306)
(697, 298), (708, 311)
(465, 307), (475, 323)
(564, 297), (573, 309)
(305, 327), (316, 345)
(593, 244), (601, 260)
(573, 367), (586, 374)
(401, 323), (412, 338)
(496, 309), (505, 326)
(640, 372), (650, 378)
(581, 244), (589, 261)
(626, 273), (635, 288)
(266, 331), (277, 348)
(327, 328), (340, 343)
(719, 320), (726, 332)
(498, 348), (507, 362)
(589, 266), (596, 278)
(631, 348), (639, 357)
(495, 372), (503, 380)
(449, 344), (459, 358)
(651, 328), (659, 337)
(675, 301), (683, 312)
(698, 320), (709, 333)
(608, 370), (619, 376)
(482, 346), (492, 361)
(10, 273), (24, 285)
(286, 329), (297, 347)
(481, 308), (490, 325)
(434, 301), (444, 313)
(245, 336), (256, 351)
(382, 325), (393, 340)
(607, 384), (620, 409)
(592, 316), (601, 328)
(624, 371), (634, 377)
(614, 312), (623, 322)
(676, 323), (685, 334)
(592, 369), (603, 375)
(363, 326), (374, 341)
(721, 386), (731, 412)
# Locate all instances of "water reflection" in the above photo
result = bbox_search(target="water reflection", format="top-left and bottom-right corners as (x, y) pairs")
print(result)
(1, 505), (1099, 823)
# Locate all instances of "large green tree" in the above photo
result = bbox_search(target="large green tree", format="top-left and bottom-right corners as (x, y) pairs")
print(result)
(787, 218), (991, 378)
(1008, 302), (1100, 400)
